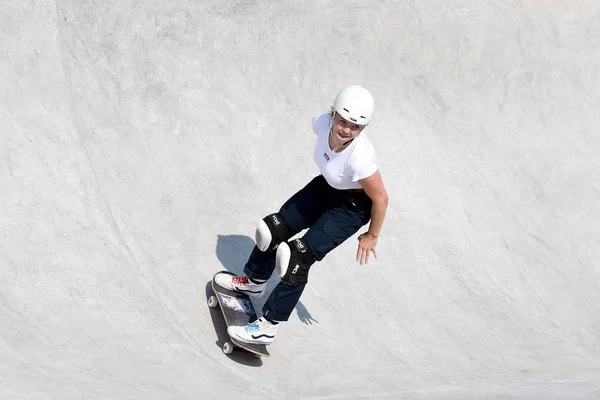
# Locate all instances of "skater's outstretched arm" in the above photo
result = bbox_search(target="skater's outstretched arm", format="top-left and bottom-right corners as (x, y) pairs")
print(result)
(356, 171), (389, 265)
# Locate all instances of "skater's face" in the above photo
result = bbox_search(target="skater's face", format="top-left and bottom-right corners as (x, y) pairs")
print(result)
(331, 113), (364, 144)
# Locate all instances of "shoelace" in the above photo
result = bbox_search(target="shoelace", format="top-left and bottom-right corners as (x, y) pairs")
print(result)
(232, 276), (248, 286)
(244, 321), (261, 333)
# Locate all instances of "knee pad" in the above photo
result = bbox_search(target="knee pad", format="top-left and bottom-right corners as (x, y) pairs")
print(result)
(275, 238), (315, 286)
(255, 213), (294, 252)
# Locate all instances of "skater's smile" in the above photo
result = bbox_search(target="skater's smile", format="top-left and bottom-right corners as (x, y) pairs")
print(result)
(329, 113), (364, 151)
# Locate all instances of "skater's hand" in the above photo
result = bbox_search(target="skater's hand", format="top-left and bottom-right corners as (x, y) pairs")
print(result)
(356, 233), (378, 265)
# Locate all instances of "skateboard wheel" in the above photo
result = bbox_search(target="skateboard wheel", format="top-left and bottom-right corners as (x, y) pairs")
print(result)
(253, 354), (262, 359)
(207, 296), (218, 308)
(222, 342), (234, 355)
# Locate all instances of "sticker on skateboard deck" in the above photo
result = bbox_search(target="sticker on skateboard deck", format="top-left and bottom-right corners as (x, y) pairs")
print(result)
(218, 293), (253, 314)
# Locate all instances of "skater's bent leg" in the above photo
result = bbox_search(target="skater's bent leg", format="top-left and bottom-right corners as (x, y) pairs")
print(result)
(245, 175), (327, 281)
(261, 193), (372, 322)
(262, 282), (306, 322)
(255, 175), (327, 252)
(264, 201), (369, 299)
(245, 210), (303, 281)
(246, 211), (300, 281)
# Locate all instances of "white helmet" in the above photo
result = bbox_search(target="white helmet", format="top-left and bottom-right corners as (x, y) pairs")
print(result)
(333, 85), (375, 126)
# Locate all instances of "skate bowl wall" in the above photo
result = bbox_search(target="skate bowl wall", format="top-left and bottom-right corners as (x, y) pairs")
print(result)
(1, 0), (600, 399)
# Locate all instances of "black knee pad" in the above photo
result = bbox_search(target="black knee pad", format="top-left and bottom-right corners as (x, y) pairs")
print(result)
(276, 238), (316, 286)
(255, 213), (294, 252)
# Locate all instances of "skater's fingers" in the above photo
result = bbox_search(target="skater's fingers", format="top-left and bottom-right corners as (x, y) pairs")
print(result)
(357, 247), (366, 265)
(363, 245), (371, 265)
(363, 247), (377, 266)
(356, 239), (378, 265)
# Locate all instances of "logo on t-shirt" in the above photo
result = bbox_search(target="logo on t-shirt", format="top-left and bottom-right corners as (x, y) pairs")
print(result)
(323, 153), (330, 161)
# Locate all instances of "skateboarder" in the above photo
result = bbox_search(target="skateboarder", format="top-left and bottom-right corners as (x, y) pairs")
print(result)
(215, 85), (389, 345)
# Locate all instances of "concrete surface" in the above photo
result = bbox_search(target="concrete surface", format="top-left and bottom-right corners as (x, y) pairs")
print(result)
(1, 1), (600, 399)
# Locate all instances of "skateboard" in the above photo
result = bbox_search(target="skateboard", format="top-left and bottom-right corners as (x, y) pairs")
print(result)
(208, 271), (270, 358)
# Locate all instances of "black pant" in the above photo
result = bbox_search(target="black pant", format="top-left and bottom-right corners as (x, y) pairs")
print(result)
(243, 175), (372, 321)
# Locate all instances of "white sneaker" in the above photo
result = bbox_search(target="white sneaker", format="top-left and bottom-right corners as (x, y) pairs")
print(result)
(214, 273), (266, 298)
(228, 317), (278, 345)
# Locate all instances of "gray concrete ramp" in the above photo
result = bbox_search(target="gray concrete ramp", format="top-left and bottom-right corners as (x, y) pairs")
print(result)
(1, 1), (599, 399)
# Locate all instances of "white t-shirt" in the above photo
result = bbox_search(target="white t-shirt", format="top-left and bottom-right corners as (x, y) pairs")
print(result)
(312, 113), (378, 190)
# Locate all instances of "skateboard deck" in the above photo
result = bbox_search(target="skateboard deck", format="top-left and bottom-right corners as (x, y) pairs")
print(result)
(208, 271), (270, 357)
